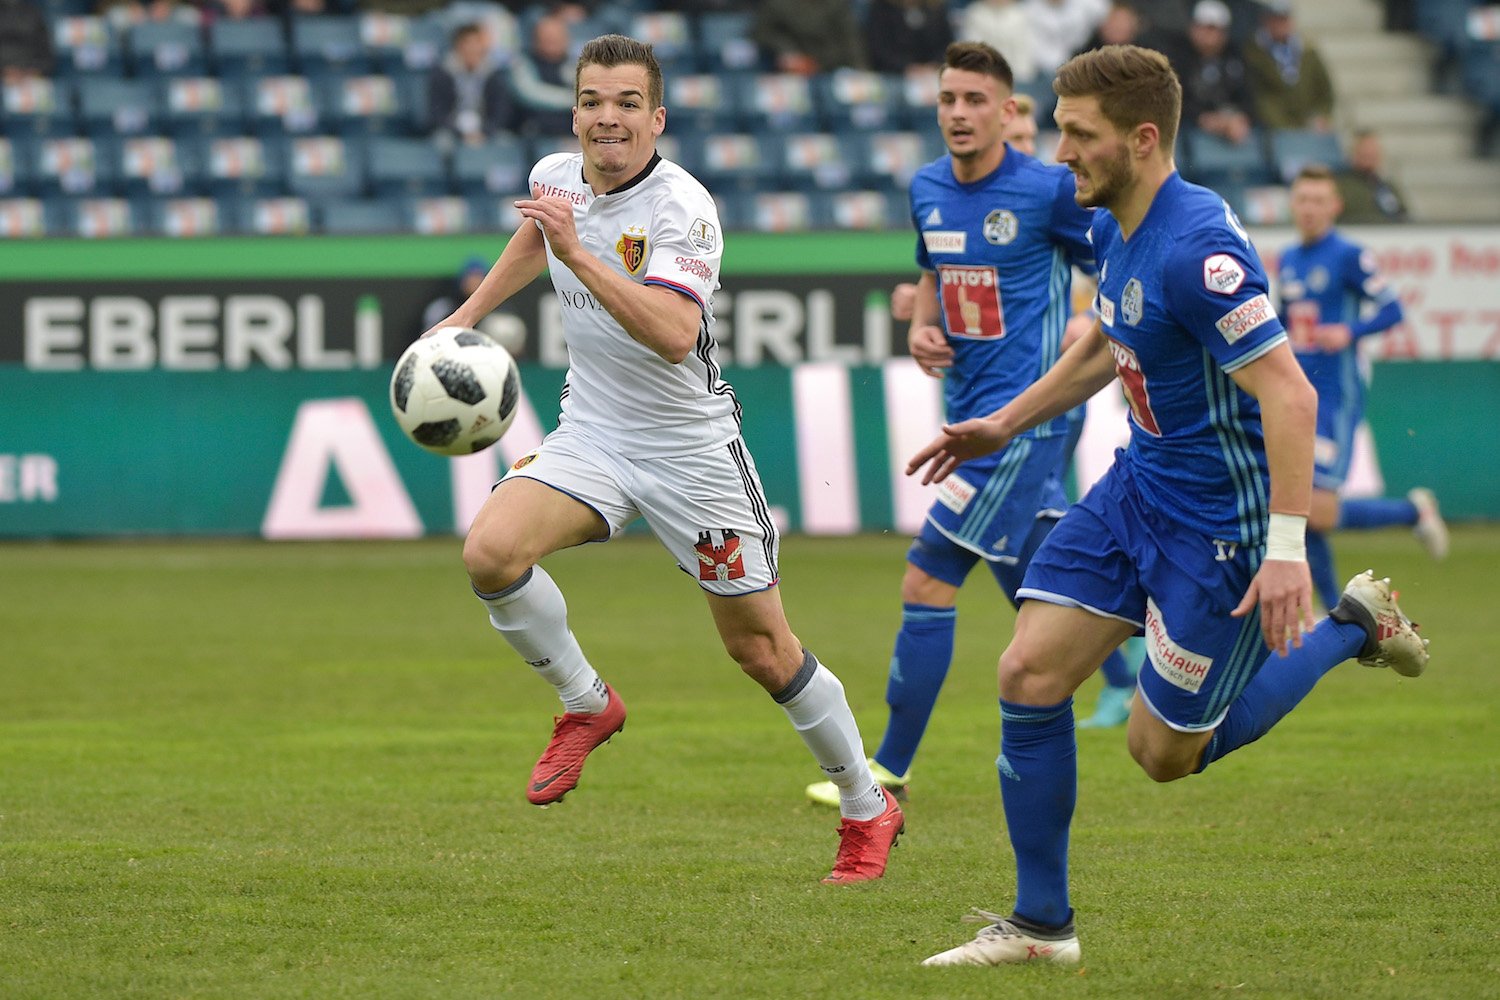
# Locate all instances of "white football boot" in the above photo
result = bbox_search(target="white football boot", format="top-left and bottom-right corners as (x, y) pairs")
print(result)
(1408, 488), (1449, 560)
(922, 910), (1081, 967)
(1330, 570), (1429, 677)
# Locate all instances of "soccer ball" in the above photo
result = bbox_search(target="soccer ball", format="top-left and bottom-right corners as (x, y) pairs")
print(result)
(389, 327), (521, 455)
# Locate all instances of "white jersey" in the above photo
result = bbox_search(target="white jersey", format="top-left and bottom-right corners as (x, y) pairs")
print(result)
(530, 150), (738, 458)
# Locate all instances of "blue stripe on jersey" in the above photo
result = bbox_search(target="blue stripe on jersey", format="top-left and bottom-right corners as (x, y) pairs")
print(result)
(958, 438), (1031, 547)
(1203, 352), (1269, 548)
(1201, 601), (1267, 726)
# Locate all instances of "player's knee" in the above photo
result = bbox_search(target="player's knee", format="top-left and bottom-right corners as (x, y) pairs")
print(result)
(462, 529), (532, 593)
(997, 641), (1052, 701)
(1128, 740), (1196, 783)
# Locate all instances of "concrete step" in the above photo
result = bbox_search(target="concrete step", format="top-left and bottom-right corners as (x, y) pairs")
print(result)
(1316, 33), (1432, 66)
(1328, 59), (1432, 100)
(1342, 94), (1480, 130)
(1296, 0), (1382, 34)
(1395, 157), (1500, 188)
(1404, 185), (1500, 222)
(1380, 128), (1476, 164)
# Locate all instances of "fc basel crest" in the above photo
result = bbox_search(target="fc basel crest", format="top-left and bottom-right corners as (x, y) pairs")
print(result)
(1122, 277), (1143, 326)
(616, 227), (648, 275)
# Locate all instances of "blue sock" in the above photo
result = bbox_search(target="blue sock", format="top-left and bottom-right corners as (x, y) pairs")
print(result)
(1305, 529), (1341, 610)
(1198, 618), (1366, 770)
(1099, 646), (1136, 689)
(998, 697), (1076, 929)
(1339, 497), (1418, 530)
(872, 603), (956, 777)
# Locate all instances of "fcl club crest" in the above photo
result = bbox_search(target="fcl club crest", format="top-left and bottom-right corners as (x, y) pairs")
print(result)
(983, 208), (1018, 245)
(616, 227), (648, 275)
(695, 528), (745, 582)
(1122, 277), (1144, 326)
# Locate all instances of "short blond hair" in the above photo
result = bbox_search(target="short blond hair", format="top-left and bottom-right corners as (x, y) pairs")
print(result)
(1013, 93), (1036, 117)
(1054, 44), (1181, 152)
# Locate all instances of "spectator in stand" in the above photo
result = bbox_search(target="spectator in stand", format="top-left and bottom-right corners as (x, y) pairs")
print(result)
(0, 0), (53, 82)
(1175, 0), (1254, 145)
(97, 0), (201, 30)
(359, 0), (446, 16)
(511, 12), (575, 137)
(1026, 0), (1109, 78)
(427, 22), (518, 152)
(1244, 0), (1334, 131)
(1076, 2), (1145, 54)
(199, 0), (268, 23)
(1335, 129), (1408, 223)
(753, 0), (866, 76)
(959, 0), (1037, 84)
(866, 0), (954, 76)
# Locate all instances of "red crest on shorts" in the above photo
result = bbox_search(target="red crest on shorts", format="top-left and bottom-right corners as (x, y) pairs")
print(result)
(695, 529), (745, 582)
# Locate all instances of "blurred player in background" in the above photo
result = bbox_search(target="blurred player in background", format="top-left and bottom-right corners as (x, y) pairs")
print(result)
(806, 41), (1138, 809)
(1279, 164), (1447, 611)
(426, 34), (902, 884)
(912, 45), (1429, 967)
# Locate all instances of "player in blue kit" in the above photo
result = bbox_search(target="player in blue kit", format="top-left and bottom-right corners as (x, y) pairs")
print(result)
(1279, 164), (1448, 611)
(910, 45), (1431, 967)
(805, 41), (1140, 808)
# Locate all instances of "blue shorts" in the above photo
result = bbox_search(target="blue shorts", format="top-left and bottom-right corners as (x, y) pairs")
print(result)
(1017, 462), (1270, 733)
(916, 434), (1068, 575)
(1313, 393), (1362, 492)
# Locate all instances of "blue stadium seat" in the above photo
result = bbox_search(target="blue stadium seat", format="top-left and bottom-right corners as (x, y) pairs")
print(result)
(1238, 184), (1293, 225)
(242, 74), (322, 136)
(210, 18), (292, 77)
(850, 131), (932, 191)
(316, 73), (404, 137)
(665, 73), (735, 133)
(899, 72), (940, 130)
(284, 134), (365, 200)
(32, 137), (112, 197)
(0, 197), (47, 238)
(1183, 127), (1274, 187)
(1269, 128), (1345, 182)
(62, 196), (139, 238)
(450, 137), (528, 196)
(75, 77), (157, 137)
(695, 133), (780, 193)
(698, 12), (760, 73)
(142, 196), (223, 237)
(655, 133), (695, 174)
(0, 137), (31, 197)
(111, 135), (191, 197)
(226, 194), (312, 235)
(52, 15), (122, 79)
(1016, 78), (1059, 132)
(1, 78), (74, 139)
(317, 197), (405, 234)
(365, 136), (446, 197)
(290, 15), (373, 75)
(628, 12), (694, 75)
(159, 76), (247, 139)
(127, 19), (206, 77)
(192, 135), (284, 197)
(730, 73), (820, 133)
(403, 195), (475, 234)
(812, 190), (904, 231)
(814, 71), (904, 133)
(468, 195), (525, 232)
(357, 11), (419, 74)
(779, 132), (855, 191)
(398, 15), (449, 72)
(745, 191), (814, 233)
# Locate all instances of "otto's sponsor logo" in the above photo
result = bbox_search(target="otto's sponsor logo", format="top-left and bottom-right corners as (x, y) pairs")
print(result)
(923, 230), (967, 254)
(1106, 335), (1161, 436)
(941, 266), (995, 288)
(1096, 294), (1116, 327)
(1203, 253), (1247, 295)
(1145, 598), (1212, 692)
(936, 474), (975, 514)
(534, 182), (587, 205)
(689, 217), (717, 252)
(694, 528), (745, 582)
(1215, 293), (1275, 344)
(674, 255), (713, 282)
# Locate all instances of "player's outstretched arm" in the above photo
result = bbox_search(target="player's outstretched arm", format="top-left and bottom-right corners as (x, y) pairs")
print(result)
(422, 218), (548, 339)
(516, 194), (701, 363)
(1227, 343), (1319, 654)
(906, 320), (1117, 484)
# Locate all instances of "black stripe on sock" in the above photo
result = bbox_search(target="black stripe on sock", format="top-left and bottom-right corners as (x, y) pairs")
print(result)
(473, 566), (534, 602)
(771, 648), (818, 704)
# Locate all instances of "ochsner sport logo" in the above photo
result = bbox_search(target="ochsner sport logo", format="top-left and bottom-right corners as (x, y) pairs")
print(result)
(1145, 597), (1212, 692)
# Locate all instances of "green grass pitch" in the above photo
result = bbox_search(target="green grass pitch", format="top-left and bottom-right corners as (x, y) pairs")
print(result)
(3, 528), (1497, 999)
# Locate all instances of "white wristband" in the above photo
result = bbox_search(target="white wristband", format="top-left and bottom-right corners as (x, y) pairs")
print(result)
(1265, 513), (1308, 562)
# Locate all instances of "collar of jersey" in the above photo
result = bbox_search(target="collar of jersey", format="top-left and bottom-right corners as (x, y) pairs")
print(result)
(948, 143), (1021, 189)
(582, 151), (663, 197)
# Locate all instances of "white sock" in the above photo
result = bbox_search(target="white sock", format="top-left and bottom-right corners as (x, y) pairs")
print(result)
(775, 652), (886, 821)
(475, 566), (608, 714)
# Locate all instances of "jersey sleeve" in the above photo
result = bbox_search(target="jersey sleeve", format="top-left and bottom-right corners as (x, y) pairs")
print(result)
(911, 174), (934, 272)
(1048, 168), (1097, 275)
(1347, 244), (1404, 338)
(642, 186), (722, 311)
(1163, 227), (1287, 373)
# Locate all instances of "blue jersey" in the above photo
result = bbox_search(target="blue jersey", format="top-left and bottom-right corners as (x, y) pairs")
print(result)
(1092, 173), (1287, 547)
(910, 146), (1095, 438)
(1277, 230), (1403, 418)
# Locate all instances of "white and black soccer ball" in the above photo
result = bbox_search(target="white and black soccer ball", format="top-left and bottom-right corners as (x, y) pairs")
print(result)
(390, 327), (521, 456)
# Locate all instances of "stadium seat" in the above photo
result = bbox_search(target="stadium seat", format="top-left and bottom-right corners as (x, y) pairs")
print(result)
(450, 137), (528, 195)
(355, 11), (416, 74)
(32, 137), (111, 197)
(284, 135), (365, 200)
(628, 12), (694, 75)
(1269, 128), (1345, 182)
(815, 70), (904, 133)
(1, 78), (73, 139)
(812, 190), (904, 231)
(403, 195), (475, 234)
(291, 15), (372, 75)
(316, 73), (404, 137)
(62, 196), (138, 238)
(698, 12), (759, 73)
(0, 137), (29, 197)
(900, 72), (941, 130)
(665, 73), (735, 134)
(228, 194), (312, 235)
(143, 196), (223, 237)
(52, 16), (122, 79)
(779, 132), (855, 191)
(851, 131), (932, 191)
(242, 74), (321, 136)
(127, 19), (207, 77)
(696, 133), (780, 193)
(317, 198), (405, 234)
(399, 14), (449, 72)
(75, 77), (158, 137)
(159, 76), (247, 139)
(745, 191), (814, 233)
(194, 135), (284, 197)
(730, 73), (820, 132)
(1183, 127), (1274, 188)
(655, 133), (693, 173)
(0, 198), (46, 238)
(365, 136), (447, 197)
(210, 18), (292, 77)
(111, 136), (191, 198)
(1239, 184), (1293, 225)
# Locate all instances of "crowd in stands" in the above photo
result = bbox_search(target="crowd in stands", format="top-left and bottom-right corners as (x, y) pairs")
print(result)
(0, 0), (1468, 238)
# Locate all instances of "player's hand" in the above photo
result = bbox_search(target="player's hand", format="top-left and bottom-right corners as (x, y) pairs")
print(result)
(1314, 323), (1353, 352)
(890, 282), (917, 323)
(1232, 558), (1315, 656)
(1062, 312), (1094, 351)
(514, 189), (582, 264)
(909, 324), (953, 378)
(905, 417), (1011, 484)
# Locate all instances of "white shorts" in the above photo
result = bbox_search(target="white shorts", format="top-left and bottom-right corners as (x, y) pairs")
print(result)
(501, 422), (780, 596)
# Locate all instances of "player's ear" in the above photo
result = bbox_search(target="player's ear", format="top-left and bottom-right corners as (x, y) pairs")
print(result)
(571, 106), (579, 137)
(1132, 121), (1161, 161)
(652, 104), (666, 137)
